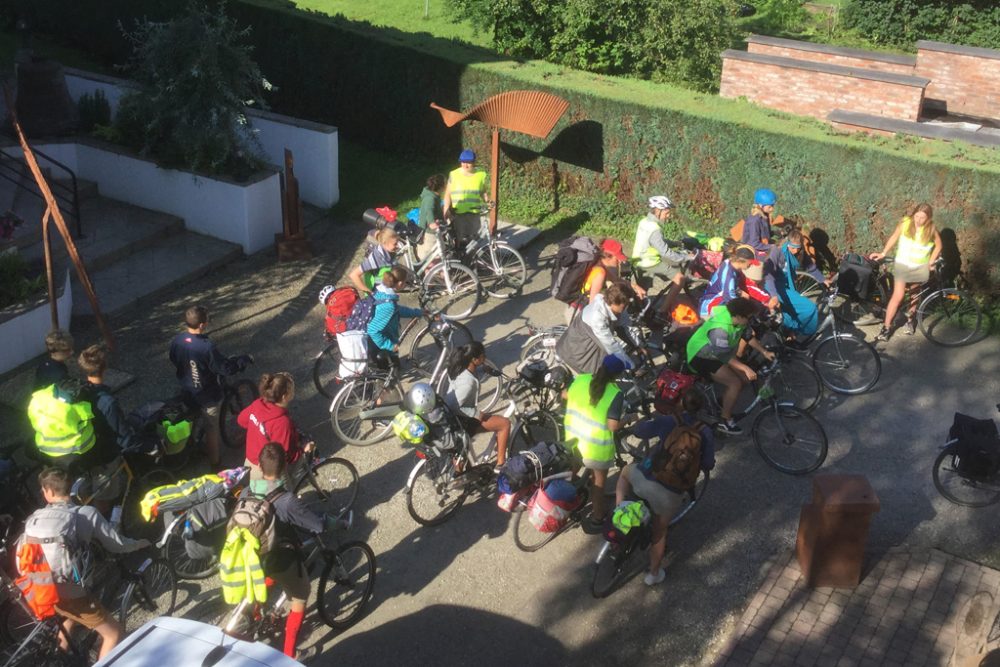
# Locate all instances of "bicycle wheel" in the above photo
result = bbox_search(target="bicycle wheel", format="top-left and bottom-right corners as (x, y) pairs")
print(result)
(766, 356), (822, 412)
(421, 261), (480, 320)
(330, 375), (403, 447)
(312, 340), (342, 399)
(752, 404), (828, 475)
(407, 320), (474, 376)
(293, 457), (360, 516)
(669, 469), (710, 527)
(117, 558), (178, 633)
(219, 379), (259, 449)
(932, 445), (1000, 507)
(405, 456), (468, 526)
(794, 271), (826, 302)
(510, 410), (563, 456)
(512, 501), (562, 552)
(471, 242), (527, 299)
(0, 601), (35, 646)
(477, 363), (503, 414)
(918, 288), (984, 347)
(163, 530), (218, 580)
(812, 334), (881, 395)
(317, 541), (377, 630)
(520, 332), (564, 366)
(591, 540), (636, 599)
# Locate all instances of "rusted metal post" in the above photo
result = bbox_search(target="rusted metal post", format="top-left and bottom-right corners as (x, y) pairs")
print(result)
(42, 207), (57, 328)
(489, 127), (499, 235)
(275, 148), (312, 261)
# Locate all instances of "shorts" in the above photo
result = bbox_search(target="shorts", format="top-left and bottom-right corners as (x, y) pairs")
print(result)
(642, 261), (684, 283)
(265, 546), (310, 601)
(457, 413), (484, 436)
(625, 464), (684, 519)
(89, 458), (125, 502)
(893, 263), (929, 285)
(55, 593), (114, 629)
(688, 355), (724, 379)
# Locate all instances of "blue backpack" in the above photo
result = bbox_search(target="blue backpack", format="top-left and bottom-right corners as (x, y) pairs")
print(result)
(345, 295), (377, 333)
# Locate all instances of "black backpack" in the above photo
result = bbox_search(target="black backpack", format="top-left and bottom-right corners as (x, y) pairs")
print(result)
(550, 236), (600, 303)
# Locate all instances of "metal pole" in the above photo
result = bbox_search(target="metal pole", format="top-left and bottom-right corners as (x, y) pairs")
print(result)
(42, 207), (57, 328)
(489, 127), (499, 236)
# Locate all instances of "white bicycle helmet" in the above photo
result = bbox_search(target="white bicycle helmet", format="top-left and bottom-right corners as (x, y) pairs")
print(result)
(405, 382), (437, 416)
(318, 285), (336, 304)
(648, 195), (674, 211)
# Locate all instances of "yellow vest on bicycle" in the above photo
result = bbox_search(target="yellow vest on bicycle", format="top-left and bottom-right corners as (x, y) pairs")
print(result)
(27, 384), (96, 458)
(448, 168), (487, 215)
(564, 374), (620, 464)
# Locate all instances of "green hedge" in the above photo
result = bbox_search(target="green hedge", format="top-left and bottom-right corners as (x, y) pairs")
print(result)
(843, 0), (1000, 50)
(12, 0), (1000, 287)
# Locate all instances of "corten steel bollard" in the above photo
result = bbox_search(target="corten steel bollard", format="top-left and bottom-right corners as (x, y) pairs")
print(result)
(796, 474), (880, 588)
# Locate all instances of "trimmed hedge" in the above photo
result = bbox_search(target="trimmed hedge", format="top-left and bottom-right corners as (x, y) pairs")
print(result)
(12, 0), (1000, 287)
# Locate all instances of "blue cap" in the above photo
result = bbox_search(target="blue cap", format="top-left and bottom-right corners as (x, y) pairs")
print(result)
(754, 188), (776, 206)
(459, 149), (476, 162)
(601, 354), (627, 375)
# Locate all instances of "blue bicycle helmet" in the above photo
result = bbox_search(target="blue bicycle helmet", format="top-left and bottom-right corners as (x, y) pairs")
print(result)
(754, 188), (777, 206)
(459, 149), (476, 163)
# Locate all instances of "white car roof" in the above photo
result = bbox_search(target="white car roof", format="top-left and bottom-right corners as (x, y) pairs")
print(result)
(94, 616), (305, 667)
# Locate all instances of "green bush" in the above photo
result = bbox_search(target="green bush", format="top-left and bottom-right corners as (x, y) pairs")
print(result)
(842, 0), (1000, 49)
(76, 89), (111, 133)
(0, 251), (45, 309)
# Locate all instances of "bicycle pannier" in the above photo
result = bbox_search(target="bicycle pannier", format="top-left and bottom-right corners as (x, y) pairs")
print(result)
(837, 253), (874, 299)
(950, 412), (1000, 479)
(527, 480), (581, 533)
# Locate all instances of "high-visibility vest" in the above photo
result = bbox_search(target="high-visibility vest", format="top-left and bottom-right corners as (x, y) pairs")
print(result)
(15, 542), (59, 620)
(219, 527), (267, 605)
(686, 305), (744, 364)
(896, 222), (934, 268)
(564, 374), (620, 463)
(448, 167), (487, 214)
(27, 385), (96, 458)
(139, 473), (223, 523)
(632, 215), (663, 269)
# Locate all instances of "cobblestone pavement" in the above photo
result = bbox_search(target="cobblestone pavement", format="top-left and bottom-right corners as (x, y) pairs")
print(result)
(716, 548), (1000, 667)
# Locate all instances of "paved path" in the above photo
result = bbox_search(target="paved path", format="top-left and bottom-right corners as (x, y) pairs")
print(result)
(4, 213), (1000, 666)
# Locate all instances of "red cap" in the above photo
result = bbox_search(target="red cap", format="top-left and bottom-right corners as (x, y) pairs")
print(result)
(601, 238), (627, 262)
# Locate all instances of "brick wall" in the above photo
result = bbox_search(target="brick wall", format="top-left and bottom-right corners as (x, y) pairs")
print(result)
(720, 50), (928, 121)
(915, 41), (1000, 121)
(746, 35), (915, 76)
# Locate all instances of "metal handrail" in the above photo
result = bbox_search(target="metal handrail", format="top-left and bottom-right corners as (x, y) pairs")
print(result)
(0, 146), (82, 237)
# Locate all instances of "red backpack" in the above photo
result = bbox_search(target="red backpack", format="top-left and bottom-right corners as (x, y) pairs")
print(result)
(653, 369), (697, 416)
(322, 287), (359, 337)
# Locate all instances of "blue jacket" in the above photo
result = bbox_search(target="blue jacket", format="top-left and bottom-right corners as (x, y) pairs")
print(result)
(741, 212), (772, 254)
(169, 332), (243, 405)
(366, 287), (421, 351)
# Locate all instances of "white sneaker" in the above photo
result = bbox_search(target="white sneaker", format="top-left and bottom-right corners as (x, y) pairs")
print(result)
(644, 568), (666, 586)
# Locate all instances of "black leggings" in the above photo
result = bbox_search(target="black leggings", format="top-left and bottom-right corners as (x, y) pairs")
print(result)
(366, 337), (400, 371)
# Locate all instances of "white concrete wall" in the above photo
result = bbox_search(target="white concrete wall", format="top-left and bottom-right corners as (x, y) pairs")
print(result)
(62, 68), (340, 207)
(0, 269), (72, 375)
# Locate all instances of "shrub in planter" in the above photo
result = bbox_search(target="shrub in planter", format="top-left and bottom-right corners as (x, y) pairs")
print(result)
(77, 89), (112, 133)
(0, 251), (45, 309)
(114, 2), (270, 178)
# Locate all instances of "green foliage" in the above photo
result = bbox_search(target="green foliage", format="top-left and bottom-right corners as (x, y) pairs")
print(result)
(446, 0), (741, 92)
(842, 0), (1000, 49)
(113, 3), (268, 178)
(76, 90), (111, 133)
(753, 0), (809, 31)
(0, 252), (45, 309)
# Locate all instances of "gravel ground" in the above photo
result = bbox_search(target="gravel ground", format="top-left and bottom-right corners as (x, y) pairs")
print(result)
(3, 213), (1000, 666)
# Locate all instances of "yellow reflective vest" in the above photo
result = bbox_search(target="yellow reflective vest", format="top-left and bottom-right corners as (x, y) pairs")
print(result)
(564, 374), (620, 463)
(219, 527), (267, 605)
(448, 167), (487, 214)
(632, 215), (664, 269)
(896, 225), (934, 268)
(27, 385), (96, 458)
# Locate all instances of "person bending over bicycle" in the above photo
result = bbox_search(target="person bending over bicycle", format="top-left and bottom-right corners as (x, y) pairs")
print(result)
(615, 390), (715, 586)
(556, 283), (637, 376)
(698, 245), (774, 320)
(18, 467), (151, 660)
(367, 267), (422, 370)
(686, 297), (774, 435)
(28, 345), (155, 514)
(763, 229), (829, 338)
(444, 342), (510, 468)
(238, 372), (314, 482)
(350, 227), (398, 295)
(870, 203), (942, 341)
(566, 239), (647, 324)
(170, 305), (252, 467)
(230, 443), (332, 658)
(564, 355), (628, 532)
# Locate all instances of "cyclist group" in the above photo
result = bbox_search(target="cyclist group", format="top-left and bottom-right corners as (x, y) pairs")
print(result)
(3, 145), (947, 662)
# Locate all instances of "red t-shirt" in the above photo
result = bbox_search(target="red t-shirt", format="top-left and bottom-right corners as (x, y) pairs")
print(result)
(237, 398), (301, 465)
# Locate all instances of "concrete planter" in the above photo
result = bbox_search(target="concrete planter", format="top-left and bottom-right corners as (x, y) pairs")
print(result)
(5, 139), (283, 254)
(0, 269), (72, 375)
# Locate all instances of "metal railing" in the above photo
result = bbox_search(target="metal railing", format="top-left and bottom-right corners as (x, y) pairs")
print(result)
(0, 145), (81, 237)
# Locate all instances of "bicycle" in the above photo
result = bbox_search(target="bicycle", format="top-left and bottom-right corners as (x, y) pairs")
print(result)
(215, 511), (375, 636)
(460, 217), (527, 300)
(218, 363), (260, 450)
(590, 497), (661, 598)
(693, 356), (829, 475)
(932, 406), (1000, 507)
(836, 257), (984, 347)
(405, 381), (562, 527)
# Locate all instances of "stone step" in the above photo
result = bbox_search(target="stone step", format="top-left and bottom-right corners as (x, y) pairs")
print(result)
(71, 230), (243, 318)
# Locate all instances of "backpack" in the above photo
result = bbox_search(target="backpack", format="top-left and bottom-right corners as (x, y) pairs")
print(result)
(496, 442), (564, 495)
(225, 487), (286, 557)
(19, 505), (83, 585)
(345, 294), (377, 332)
(729, 219), (746, 243)
(647, 421), (704, 492)
(323, 287), (360, 337)
(653, 369), (697, 416)
(550, 236), (599, 303)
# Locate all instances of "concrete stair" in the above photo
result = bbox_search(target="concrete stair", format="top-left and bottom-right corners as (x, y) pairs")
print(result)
(4, 163), (242, 319)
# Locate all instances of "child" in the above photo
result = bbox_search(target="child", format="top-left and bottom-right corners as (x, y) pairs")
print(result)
(34, 329), (74, 391)
(366, 266), (422, 369)
(238, 372), (313, 480)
